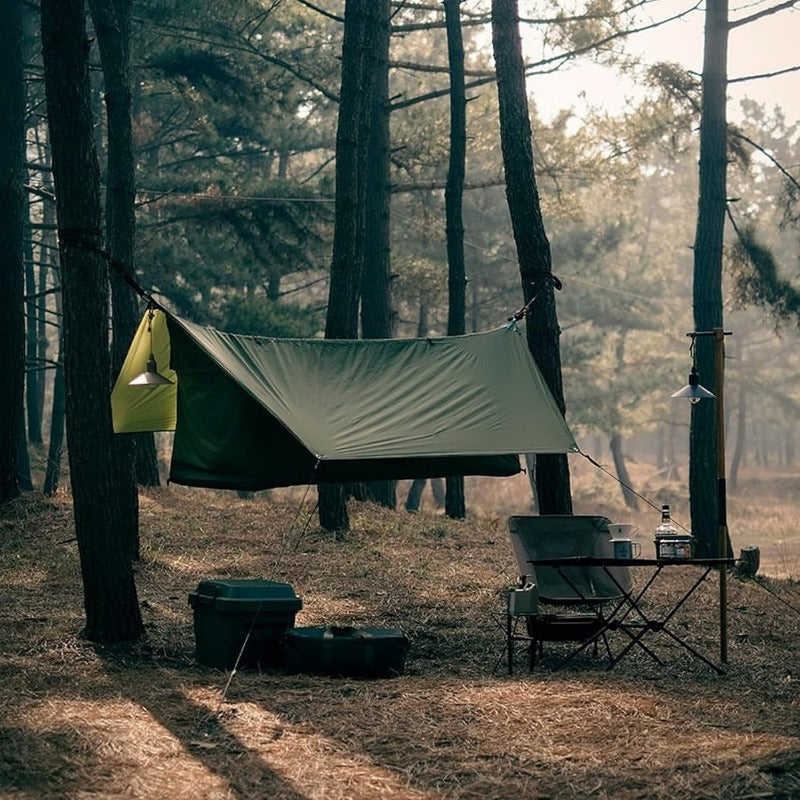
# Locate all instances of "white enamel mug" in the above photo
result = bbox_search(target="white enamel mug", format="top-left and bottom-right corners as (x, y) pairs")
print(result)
(612, 538), (641, 559)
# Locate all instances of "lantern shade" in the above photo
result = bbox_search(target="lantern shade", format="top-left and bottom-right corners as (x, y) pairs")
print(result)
(671, 365), (715, 401)
(128, 354), (173, 389)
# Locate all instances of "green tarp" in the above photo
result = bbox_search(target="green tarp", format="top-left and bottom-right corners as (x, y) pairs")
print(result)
(111, 310), (577, 490)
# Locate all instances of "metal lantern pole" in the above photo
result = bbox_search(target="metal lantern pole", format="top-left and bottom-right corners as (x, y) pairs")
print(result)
(672, 328), (732, 665)
(714, 327), (729, 664)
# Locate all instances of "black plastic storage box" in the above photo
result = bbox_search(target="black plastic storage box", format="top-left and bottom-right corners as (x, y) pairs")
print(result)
(284, 626), (409, 678)
(188, 579), (302, 670)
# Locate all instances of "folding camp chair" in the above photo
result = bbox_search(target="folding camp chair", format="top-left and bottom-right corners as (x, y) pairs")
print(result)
(505, 515), (631, 670)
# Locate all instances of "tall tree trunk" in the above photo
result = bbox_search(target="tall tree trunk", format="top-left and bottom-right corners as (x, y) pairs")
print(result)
(36, 205), (52, 426)
(359, 0), (395, 510)
(360, 0), (391, 340)
(444, 0), (466, 520)
(17, 409), (33, 491)
(405, 479), (426, 512)
(524, 453), (539, 512)
(25, 227), (43, 445)
(728, 335), (745, 492)
(470, 269), (480, 332)
(491, 0), (572, 515)
(41, 0), (143, 641)
(655, 425), (665, 471)
(666, 403), (681, 481)
(30, 123), (56, 430)
(690, 0), (729, 557)
(325, 0), (373, 338)
(609, 433), (639, 511)
(43, 339), (66, 496)
(89, 0), (140, 558)
(135, 433), (160, 486)
(318, 0), (376, 534)
(610, 332), (638, 510)
(0, 0), (27, 502)
(431, 478), (446, 509)
(405, 304), (432, 513)
(43, 283), (65, 496)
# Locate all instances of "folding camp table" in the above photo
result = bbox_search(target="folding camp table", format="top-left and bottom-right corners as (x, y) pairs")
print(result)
(525, 556), (735, 673)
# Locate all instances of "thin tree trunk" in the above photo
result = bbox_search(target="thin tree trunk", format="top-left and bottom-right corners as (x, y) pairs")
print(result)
(325, 0), (372, 337)
(359, 0), (395, 510)
(524, 452), (539, 512)
(728, 379), (745, 493)
(444, 476), (465, 520)
(360, 0), (391, 339)
(728, 335), (745, 492)
(610, 433), (639, 510)
(655, 424), (665, 471)
(690, 0), (729, 557)
(405, 479), (426, 512)
(318, 0), (377, 534)
(44, 281), (65, 497)
(0, 0), (27, 501)
(405, 304), (432, 514)
(41, 0), (143, 641)
(17, 409), (33, 491)
(470, 269), (480, 332)
(431, 477), (446, 509)
(609, 333), (638, 510)
(36, 202), (52, 426)
(665, 405), (681, 481)
(491, 0), (572, 515)
(89, 0), (141, 558)
(43, 349), (65, 496)
(25, 225), (43, 444)
(30, 123), (56, 431)
(444, 0), (466, 520)
(92, 0), (158, 491)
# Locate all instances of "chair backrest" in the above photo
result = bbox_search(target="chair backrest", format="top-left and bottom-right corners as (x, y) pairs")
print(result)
(507, 515), (631, 603)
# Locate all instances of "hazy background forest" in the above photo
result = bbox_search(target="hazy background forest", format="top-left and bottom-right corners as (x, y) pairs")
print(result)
(16, 0), (799, 507)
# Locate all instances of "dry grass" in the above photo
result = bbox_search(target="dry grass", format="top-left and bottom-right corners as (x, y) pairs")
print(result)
(1, 465), (799, 800)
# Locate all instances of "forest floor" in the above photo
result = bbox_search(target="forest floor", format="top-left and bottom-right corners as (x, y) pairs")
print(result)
(1, 462), (799, 799)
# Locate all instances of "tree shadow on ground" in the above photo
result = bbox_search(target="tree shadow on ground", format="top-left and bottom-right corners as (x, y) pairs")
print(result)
(0, 725), (85, 800)
(93, 649), (308, 800)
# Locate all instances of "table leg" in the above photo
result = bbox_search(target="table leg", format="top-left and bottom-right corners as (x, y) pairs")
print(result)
(602, 566), (665, 667)
(551, 566), (665, 670)
(653, 567), (725, 673)
(608, 566), (724, 673)
(658, 625), (725, 674)
(507, 612), (513, 675)
(612, 623), (663, 666)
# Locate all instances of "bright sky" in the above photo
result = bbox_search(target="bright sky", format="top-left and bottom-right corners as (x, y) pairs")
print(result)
(523, 0), (800, 125)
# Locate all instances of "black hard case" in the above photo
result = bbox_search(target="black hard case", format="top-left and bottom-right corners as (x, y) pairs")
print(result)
(284, 626), (409, 678)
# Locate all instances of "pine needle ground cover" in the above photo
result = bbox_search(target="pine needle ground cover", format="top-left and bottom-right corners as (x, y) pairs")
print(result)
(1, 470), (798, 800)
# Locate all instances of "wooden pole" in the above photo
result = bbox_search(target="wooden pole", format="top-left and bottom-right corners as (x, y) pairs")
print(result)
(714, 327), (729, 663)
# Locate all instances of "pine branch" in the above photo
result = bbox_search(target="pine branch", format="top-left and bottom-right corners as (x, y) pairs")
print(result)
(729, 129), (800, 194)
(729, 0), (797, 29)
(391, 0), (702, 111)
(728, 64), (800, 84)
(295, 0), (343, 23)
